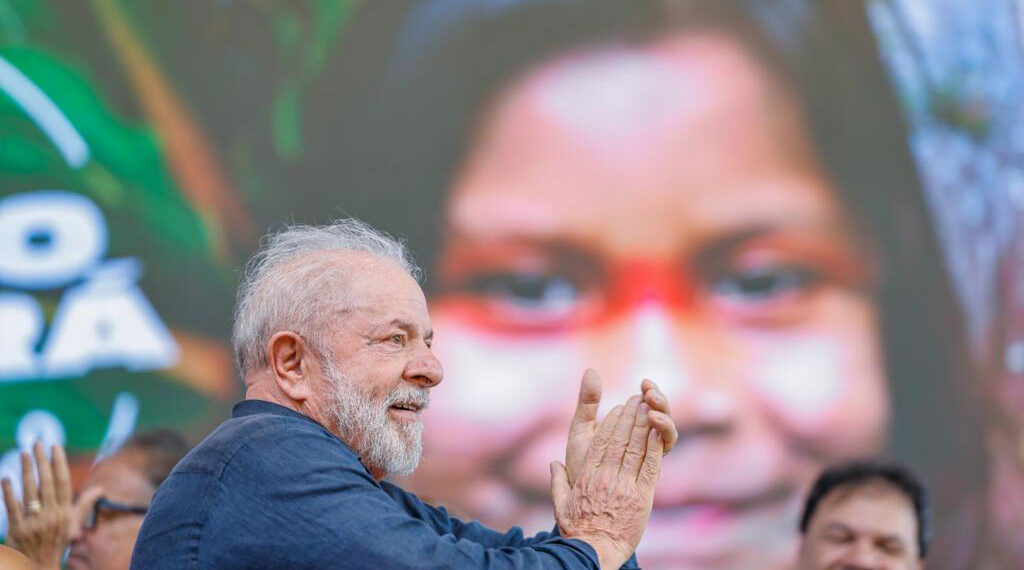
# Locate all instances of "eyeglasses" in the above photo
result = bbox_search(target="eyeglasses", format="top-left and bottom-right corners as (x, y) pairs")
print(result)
(82, 497), (148, 530)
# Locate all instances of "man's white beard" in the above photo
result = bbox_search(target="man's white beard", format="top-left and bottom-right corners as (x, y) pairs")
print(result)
(324, 360), (428, 477)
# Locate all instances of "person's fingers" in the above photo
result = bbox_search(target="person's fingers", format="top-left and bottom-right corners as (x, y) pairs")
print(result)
(601, 395), (642, 467)
(570, 369), (603, 430)
(648, 410), (678, 454)
(19, 451), (38, 507)
(583, 405), (623, 470)
(641, 379), (677, 453)
(566, 369), (604, 484)
(52, 445), (72, 508)
(641, 379), (670, 414)
(34, 441), (56, 508)
(2, 477), (24, 529)
(621, 402), (652, 476)
(549, 461), (571, 521)
(637, 428), (664, 486)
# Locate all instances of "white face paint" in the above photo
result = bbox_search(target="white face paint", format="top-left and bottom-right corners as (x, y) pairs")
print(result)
(620, 304), (691, 407)
(746, 326), (888, 454)
(754, 337), (847, 421)
(428, 319), (583, 429)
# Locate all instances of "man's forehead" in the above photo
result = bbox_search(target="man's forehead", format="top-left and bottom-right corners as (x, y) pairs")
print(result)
(304, 249), (429, 322)
(313, 251), (424, 297)
(345, 282), (432, 327)
(84, 449), (154, 500)
(821, 480), (912, 508)
(349, 300), (432, 326)
(816, 482), (918, 537)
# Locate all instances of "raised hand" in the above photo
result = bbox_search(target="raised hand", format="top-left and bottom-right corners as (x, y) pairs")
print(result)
(564, 371), (677, 486)
(551, 396), (664, 569)
(2, 442), (74, 570)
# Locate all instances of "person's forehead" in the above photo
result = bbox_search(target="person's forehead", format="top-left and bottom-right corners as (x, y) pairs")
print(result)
(449, 27), (840, 257)
(82, 450), (154, 502)
(503, 30), (789, 145)
(815, 482), (918, 538)
(307, 251), (422, 298)
(334, 258), (430, 322)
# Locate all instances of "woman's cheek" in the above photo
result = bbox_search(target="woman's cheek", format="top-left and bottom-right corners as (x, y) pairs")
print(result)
(747, 328), (889, 456)
(424, 309), (585, 455)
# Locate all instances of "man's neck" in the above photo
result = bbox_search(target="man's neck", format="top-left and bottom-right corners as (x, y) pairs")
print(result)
(244, 382), (299, 411)
(244, 377), (387, 481)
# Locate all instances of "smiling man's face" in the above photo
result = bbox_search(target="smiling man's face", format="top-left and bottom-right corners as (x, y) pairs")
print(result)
(799, 482), (923, 570)
(315, 253), (444, 479)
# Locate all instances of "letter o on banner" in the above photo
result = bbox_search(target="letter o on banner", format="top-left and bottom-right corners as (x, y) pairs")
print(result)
(0, 191), (107, 289)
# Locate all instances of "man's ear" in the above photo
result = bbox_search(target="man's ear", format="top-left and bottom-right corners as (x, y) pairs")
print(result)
(267, 331), (316, 402)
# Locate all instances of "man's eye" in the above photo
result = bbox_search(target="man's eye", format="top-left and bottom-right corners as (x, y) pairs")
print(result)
(711, 266), (820, 303)
(879, 541), (906, 556)
(390, 334), (405, 345)
(465, 272), (580, 315)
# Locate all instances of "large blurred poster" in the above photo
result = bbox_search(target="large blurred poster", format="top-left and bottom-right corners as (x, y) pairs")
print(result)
(2, 1), (1023, 569)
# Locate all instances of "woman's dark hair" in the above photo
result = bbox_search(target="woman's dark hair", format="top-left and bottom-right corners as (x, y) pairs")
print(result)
(800, 461), (932, 558)
(300, 0), (987, 564)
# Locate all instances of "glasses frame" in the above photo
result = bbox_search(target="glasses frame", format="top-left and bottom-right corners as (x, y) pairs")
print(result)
(82, 497), (148, 530)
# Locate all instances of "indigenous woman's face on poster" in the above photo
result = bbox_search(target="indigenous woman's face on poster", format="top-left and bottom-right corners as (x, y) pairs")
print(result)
(401, 32), (889, 570)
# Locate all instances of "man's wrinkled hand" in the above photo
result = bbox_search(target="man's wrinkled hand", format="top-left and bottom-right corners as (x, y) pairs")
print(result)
(552, 396), (664, 569)
(565, 370), (677, 486)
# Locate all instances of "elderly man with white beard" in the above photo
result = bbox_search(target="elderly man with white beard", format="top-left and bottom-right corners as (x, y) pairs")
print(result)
(131, 219), (678, 569)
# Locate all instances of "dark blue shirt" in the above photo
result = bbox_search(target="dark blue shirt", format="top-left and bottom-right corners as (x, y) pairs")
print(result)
(132, 400), (639, 569)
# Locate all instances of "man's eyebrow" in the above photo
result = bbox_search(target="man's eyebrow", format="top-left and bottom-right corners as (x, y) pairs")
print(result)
(822, 521), (854, 533)
(387, 318), (415, 330)
(386, 319), (432, 339)
(878, 534), (908, 547)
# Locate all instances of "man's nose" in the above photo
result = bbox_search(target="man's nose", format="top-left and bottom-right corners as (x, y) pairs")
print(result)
(68, 521), (84, 542)
(404, 343), (444, 388)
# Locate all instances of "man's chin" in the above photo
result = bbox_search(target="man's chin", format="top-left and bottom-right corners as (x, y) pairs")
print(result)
(364, 425), (422, 477)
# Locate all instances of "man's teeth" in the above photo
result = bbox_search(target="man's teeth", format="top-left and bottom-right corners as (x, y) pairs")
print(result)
(391, 403), (419, 411)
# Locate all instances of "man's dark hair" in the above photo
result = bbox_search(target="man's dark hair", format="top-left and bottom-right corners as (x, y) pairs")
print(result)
(120, 429), (191, 490)
(800, 461), (931, 558)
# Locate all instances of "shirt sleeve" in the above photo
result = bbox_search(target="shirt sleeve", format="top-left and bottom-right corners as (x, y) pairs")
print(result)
(208, 423), (600, 570)
(380, 482), (641, 569)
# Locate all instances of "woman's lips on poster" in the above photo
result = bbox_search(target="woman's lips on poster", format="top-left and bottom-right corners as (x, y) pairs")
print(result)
(640, 483), (796, 563)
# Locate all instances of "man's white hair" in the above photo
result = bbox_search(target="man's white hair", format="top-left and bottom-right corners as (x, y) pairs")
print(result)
(232, 218), (420, 375)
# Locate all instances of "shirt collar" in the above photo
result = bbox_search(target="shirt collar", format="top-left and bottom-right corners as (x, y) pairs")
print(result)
(232, 399), (322, 426)
(231, 399), (377, 478)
